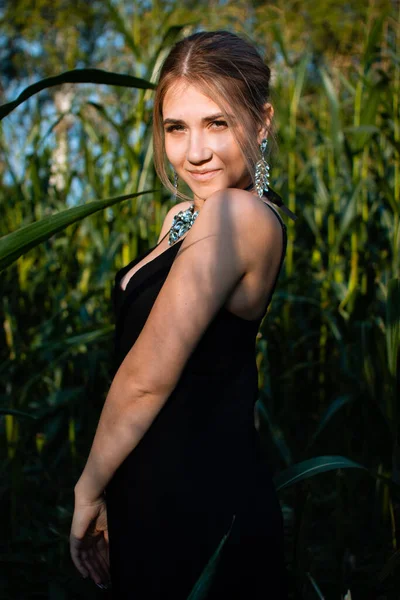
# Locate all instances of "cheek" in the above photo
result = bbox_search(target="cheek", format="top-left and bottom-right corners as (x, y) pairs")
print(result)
(213, 133), (243, 166)
(213, 138), (231, 155)
(164, 137), (184, 165)
(221, 144), (246, 171)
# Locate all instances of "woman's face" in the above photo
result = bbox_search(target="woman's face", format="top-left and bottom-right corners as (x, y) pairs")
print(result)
(162, 80), (253, 203)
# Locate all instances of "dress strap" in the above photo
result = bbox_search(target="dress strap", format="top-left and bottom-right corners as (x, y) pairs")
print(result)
(262, 200), (287, 232)
(263, 188), (297, 221)
(261, 200), (288, 257)
(258, 195), (289, 313)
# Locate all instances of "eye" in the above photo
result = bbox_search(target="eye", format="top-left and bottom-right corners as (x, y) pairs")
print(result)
(211, 120), (227, 129)
(165, 124), (185, 133)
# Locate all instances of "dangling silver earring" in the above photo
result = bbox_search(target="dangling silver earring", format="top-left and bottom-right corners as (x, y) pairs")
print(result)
(254, 138), (270, 198)
(173, 169), (178, 200)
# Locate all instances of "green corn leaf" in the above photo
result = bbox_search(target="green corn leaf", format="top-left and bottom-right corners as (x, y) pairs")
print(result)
(186, 515), (236, 600)
(306, 572), (325, 599)
(274, 456), (368, 491)
(37, 113), (71, 149)
(362, 15), (386, 73)
(350, 82), (384, 154)
(37, 388), (84, 419)
(273, 291), (321, 308)
(344, 125), (379, 136)
(303, 206), (324, 246)
(307, 395), (354, 449)
(334, 180), (363, 253)
(270, 23), (292, 67)
(0, 406), (38, 420)
(85, 102), (139, 168)
(319, 65), (343, 156)
(337, 71), (356, 96)
(0, 190), (155, 271)
(104, 0), (141, 60)
(314, 169), (331, 213)
(36, 326), (114, 353)
(256, 398), (292, 466)
(0, 68), (156, 121)
(291, 52), (310, 117)
(386, 278), (400, 378)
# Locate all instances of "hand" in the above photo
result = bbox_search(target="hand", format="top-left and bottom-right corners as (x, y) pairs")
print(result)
(70, 493), (110, 587)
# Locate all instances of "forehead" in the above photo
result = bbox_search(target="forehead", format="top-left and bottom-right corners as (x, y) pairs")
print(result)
(162, 80), (223, 118)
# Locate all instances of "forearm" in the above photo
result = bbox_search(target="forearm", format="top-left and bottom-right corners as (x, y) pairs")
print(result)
(75, 365), (166, 502)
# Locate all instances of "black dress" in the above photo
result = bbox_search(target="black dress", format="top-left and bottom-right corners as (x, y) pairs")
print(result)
(106, 201), (289, 599)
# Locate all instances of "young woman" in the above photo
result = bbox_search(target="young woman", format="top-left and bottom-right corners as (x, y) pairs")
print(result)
(70, 30), (296, 599)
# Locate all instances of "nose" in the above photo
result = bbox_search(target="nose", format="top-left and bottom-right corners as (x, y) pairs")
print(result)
(186, 130), (213, 165)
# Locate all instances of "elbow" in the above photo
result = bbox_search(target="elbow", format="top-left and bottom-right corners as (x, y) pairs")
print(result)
(116, 359), (178, 403)
(109, 366), (173, 432)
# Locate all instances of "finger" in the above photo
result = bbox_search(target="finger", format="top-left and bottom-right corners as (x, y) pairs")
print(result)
(81, 547), (102, 585)
(95, 541), (110, 582)
(97, 534), (110, 569)
(95, 540), (110, 579)
(86, 545), (108, 585)
(70, 537), (89, 579)
(91, 547), (108, 583)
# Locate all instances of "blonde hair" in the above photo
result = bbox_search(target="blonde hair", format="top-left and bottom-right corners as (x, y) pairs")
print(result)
(152, 30), (273, 201)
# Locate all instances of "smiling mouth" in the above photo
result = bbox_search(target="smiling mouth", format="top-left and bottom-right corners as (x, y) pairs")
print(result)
(188, 169), (221, 181)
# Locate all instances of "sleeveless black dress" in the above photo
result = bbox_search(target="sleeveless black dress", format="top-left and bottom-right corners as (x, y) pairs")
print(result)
(106, 201), (290, 599)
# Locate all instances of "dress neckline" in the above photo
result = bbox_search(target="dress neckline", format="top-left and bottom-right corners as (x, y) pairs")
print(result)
(118, 238), (184, 293)
(117, 198), (286, 296)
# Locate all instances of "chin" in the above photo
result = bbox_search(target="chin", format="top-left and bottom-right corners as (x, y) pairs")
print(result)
(204, 185), (227, 200)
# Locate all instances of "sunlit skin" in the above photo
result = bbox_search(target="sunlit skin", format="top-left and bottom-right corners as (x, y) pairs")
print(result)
(162, 80), (273, 211)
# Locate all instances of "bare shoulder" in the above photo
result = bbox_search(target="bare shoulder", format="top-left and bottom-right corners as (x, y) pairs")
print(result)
(202, 189), (284, 262)
(205, 188), (280, 227)
(176, 188), (283, 278)
(157, 201), (192, 243)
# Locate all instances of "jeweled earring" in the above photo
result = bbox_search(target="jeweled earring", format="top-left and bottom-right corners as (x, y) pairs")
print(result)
(254, 138), (270, 198)
(173, 169), (179, 200)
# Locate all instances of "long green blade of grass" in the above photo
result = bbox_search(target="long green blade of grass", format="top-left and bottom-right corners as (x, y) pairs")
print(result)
(0, 68), (156, 121)
(274, 455), (368, 491)
(386, 278), (400, 378)
(186, 515), (236, 600)
(0, 190), (156, 270)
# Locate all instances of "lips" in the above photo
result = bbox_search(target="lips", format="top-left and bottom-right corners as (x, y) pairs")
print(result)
(188, 169), (221, 181)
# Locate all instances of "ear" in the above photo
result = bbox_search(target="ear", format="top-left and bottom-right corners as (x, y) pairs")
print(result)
(257, 102), (274, 145)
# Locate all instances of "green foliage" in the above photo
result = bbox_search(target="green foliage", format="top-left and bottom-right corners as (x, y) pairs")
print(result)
(186, 515), (236, 600)
(0, 68), (156, 121)
(1, 0), (399, 598)
(273, 456), (369, 492)
(0, 190), (154, 269)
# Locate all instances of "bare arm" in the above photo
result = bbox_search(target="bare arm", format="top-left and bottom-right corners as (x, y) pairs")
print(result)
(74, 190), (278, 502)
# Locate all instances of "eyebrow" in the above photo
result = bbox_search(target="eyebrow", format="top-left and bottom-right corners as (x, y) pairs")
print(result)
(163, 113), (228, 126)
